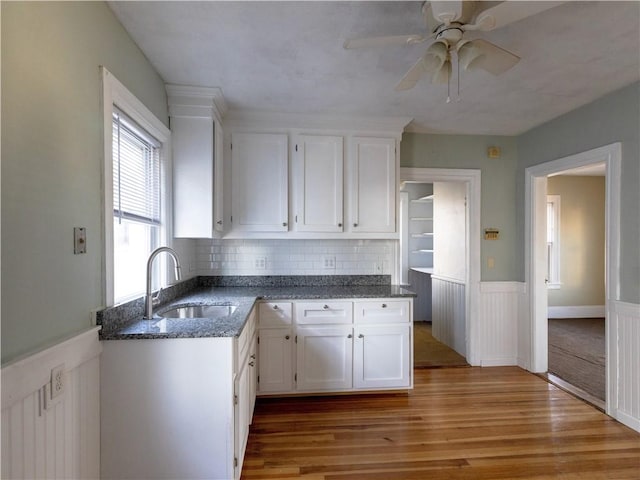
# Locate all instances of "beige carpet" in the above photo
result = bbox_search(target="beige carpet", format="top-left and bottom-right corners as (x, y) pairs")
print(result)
(414, 322), (468, 368)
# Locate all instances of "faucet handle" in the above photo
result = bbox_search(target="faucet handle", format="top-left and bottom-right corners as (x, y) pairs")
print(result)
(152, 288), (163, 306)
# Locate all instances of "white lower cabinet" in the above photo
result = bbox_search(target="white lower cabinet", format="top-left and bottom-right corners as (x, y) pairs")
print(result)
(257, 298), (413, 396)
(354, 324), (411, 389)
(296, 325), (353, 391)
(101, 309), (257, 480)
(258, 327), (293, 393)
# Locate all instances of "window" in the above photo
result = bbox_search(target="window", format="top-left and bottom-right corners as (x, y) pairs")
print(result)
(102, 68), (171, 305)
(546, 195), (561, 289)
(112, 110), (162, 302)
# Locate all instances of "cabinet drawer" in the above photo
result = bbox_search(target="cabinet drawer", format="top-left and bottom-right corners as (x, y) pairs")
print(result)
(259, 302), (292, 327)
(354, 300), (410, 324)
(295, 301), (353, 324)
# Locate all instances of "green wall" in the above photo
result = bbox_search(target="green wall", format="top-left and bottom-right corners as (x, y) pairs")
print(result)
(401, 133), (519, 281)
(1, 2), (169, 364)
(517, 82), (640, 303)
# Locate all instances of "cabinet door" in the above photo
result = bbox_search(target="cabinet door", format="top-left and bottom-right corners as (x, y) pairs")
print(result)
(213, 120), (225, 232)
(257, 328), (293, 393)
(231, 133), (288, 232)
(234, 357), (251, 477)
(294, 135), (343, 232)
(350, 137), (396, 233)
(296, 325), (353, 391)
(353, 325), (411, 389)
(172, 115), (215, 238)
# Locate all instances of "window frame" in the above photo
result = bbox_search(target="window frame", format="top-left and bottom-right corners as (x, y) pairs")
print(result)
(546, 194), (561, 289)
(102, 67), (173, 306)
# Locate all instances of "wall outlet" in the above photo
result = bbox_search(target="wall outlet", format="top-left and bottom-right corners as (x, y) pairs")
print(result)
(255, 257), (267, 270)
(322, 256), (336, 269)
(51, 364), (65, 399)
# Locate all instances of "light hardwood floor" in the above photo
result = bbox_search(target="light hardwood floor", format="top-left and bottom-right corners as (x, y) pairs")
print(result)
(242, 367), (640, 479)
(413, 321), (468, 368)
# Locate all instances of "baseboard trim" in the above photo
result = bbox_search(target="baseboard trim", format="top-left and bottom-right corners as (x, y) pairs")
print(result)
(615, 410), (640, 432)
(548, 305), (605, 318)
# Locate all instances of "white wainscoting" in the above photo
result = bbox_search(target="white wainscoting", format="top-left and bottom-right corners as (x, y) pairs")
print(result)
(1, 327), (101, 479)
(431, 276), (466, 356)
(478, 282), (524, 366)
(610, 300), (640, 432)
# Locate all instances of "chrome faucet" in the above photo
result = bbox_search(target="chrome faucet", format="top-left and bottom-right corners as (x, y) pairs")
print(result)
(145, 246), (182, 319)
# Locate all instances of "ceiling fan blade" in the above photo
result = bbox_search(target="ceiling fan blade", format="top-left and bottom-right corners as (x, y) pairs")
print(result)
(394, 56), (428, 91)
(469, 1), (565, 31)
(344, 34), (425, 50)
(463, 39), (520, 75)
(430, 0), (463, 25)
(432, 59), (452, 84)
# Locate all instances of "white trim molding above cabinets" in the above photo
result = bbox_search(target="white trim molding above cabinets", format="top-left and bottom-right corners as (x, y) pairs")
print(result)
(167, 84), (227, 238)
(223, 112), (411, 239)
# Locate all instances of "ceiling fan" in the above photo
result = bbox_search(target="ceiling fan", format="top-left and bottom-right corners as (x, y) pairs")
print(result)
(344, 1), (564, 94)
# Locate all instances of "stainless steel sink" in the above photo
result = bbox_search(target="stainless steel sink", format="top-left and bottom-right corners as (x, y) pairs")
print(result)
(156, 304), (238, 319)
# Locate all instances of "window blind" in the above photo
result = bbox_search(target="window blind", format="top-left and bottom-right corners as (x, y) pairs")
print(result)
(112, 109), (161, 225)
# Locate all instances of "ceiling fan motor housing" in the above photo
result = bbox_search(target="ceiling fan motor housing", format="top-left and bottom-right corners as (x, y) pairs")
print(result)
(435, 23), (464, 44)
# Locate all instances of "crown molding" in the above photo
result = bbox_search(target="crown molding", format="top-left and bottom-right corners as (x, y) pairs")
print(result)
(225, 110), (413, 136)
(166, 84), (227, 121)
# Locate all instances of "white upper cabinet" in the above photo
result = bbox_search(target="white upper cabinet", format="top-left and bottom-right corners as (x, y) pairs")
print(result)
(294, 135), (343, 232)
(231, 133), (288, 232)
(167, 85), (226, 238)
(349, 137), (396, 233)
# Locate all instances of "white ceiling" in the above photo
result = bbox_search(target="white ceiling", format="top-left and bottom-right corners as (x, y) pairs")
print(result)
(108, 1), (640, 136)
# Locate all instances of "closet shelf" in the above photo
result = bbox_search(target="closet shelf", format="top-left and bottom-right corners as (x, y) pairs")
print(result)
(411, 249), (434, 254)
(410, 217), (433, 221)
(410, 195), (433, 203)
(411, 233), (433, 238)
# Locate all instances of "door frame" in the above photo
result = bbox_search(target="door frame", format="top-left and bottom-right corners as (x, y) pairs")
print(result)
(399, 168), (481, 365)
(524, 142), (621, 415)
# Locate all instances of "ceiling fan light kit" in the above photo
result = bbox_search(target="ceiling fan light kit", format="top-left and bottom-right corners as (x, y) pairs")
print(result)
(344, 0), (566, 96)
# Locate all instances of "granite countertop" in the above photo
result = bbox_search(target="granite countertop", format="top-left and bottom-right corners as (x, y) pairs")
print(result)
(98, 277), (415, 341)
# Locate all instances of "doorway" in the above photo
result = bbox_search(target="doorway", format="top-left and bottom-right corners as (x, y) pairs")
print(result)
(399, 168), (482, 366)
(400, 181), (467, 367)
(525, 143), (621, 416)
(545, 167), (607, 408)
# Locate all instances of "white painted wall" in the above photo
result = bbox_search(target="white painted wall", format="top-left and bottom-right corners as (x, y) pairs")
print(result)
(433, 182), (467, 282)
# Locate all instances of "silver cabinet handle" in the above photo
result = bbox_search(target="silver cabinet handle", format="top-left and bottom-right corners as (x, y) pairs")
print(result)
(323, 304), (330, 310)
(382, 303), (387, 308)
(338, 223), (342, 227)
(250, 354), (256, 359)
(249, 361), (255, 367)
(358, 333), (364, 338)
(216, 220), (223, 225)
(282, 222), (287, 227)
(353, 223), (358, 227)
(347, 334), (353, 339)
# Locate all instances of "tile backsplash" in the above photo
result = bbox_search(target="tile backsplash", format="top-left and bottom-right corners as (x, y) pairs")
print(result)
(194, 239), (395, 276)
